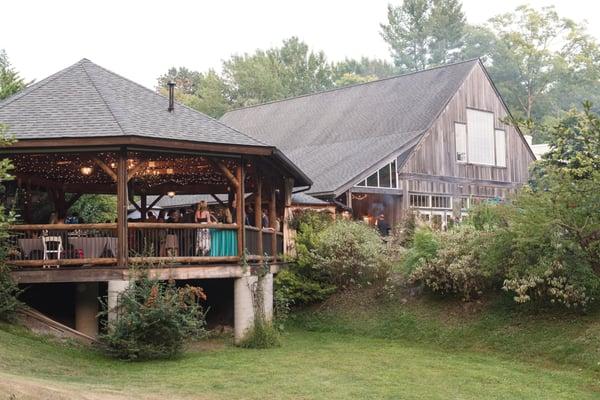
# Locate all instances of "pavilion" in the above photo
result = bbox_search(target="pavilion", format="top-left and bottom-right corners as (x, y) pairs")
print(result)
(0, 59), (311, 341)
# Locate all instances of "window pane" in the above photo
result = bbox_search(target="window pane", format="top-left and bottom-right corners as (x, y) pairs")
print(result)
(356, 180), (365, 187)
(495, 129), (506, 167)
(379, 164), (391, 187)
(366, 171), (378, 187)
(455, 123), (467, 162)
(467, 109), (495, 165)
(391, 160), (397, 188)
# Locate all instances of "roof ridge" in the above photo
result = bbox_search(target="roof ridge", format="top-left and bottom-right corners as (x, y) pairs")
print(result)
(80, 61), (127, 136)
(223, 58), (481, 115)
(0, 58), (86, 109)
(82, 60), (270, 146)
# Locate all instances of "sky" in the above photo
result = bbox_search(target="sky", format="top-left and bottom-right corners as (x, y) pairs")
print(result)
(2, 0), (599, 90)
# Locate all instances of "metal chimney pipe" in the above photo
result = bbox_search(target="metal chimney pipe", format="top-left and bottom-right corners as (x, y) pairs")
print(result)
(167, 81), (175, 112)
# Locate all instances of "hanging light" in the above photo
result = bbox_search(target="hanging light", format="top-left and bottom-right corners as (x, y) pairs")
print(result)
(80, 166), (93, 175)
(167, 191), (176, 198)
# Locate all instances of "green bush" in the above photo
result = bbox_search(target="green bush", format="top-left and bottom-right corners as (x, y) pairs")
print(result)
(313, 220), (389, 290)
(238, 318), (281, 349)
(274, 268), (336, 306)
(99, 271), (207, 360)
(398, 227), (439, 276)
(409, 225), (497, 301)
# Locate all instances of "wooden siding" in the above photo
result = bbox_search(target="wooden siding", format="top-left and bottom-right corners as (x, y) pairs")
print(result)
(400, 62), (534, 196)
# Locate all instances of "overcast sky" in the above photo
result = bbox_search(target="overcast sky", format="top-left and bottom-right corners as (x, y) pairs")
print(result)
(2, 0), (599, 89)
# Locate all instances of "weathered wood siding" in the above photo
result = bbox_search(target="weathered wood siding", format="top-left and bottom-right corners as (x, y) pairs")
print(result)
(399, 62), (535, 197)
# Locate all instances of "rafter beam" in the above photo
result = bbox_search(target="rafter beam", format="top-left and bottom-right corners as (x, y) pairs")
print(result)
(209, 158), (239, 189)
(92, 157), (117, 182)
(128, 161), (148, 181)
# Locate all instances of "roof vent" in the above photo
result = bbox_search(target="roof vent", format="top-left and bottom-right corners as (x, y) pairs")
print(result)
(167, 81), (175, 112)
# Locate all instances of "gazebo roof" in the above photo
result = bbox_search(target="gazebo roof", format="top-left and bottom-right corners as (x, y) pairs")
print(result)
(0, 59), (311, 187)
(0, 58), (264, 147)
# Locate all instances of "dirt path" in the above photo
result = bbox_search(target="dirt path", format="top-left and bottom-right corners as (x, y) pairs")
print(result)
(0, 373), (168, 400)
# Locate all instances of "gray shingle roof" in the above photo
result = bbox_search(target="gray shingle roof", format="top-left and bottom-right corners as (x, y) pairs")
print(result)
(221, 59), (478, 195)
(0, 58), (265, 147)
(291, 192), (330, 205)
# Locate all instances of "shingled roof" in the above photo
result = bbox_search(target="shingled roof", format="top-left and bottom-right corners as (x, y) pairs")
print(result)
(221, 59), (479, 196)
(0, 58), (264, 147)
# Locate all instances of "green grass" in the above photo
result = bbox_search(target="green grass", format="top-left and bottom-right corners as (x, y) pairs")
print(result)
(1, 314), (600, 399)
(292, 291), (600, 373)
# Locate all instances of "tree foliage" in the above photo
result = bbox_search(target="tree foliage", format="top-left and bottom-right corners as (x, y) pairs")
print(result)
(0, 50), (28, 100)
(0, 124), (21, 321)
(380, 0), (466, 71)
(157, 38), (400, 118)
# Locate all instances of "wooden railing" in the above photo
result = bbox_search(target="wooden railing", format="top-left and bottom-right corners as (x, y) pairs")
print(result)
(245, 226), (284, 261)
(127, 222), (239, 264)
(8, 223), (118, 268)
(8, 222), (284, 268)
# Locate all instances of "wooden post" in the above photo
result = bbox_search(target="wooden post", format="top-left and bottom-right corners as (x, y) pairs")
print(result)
(235, 161), (245, 259)
(254, 175), (263, 259)
(282, 177), (293, 257)
(140, 195), (147, 221)
(116, 149), (128, 268)
(269, 183), (277, 258)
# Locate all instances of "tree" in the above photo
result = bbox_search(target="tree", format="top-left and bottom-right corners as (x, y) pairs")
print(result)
(428, 0), (466, 65)
(483, 6), (600, 142)
(333, 57), (398, 80)
(223, 37), (333, 107)
(0, 124), (21, 321)
(0, 50), (27, 100)
(69, 194), (117, 223)
(380, 0), (466, 71)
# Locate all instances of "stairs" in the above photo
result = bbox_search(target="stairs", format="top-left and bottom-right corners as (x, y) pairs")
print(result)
(17, 307), (98, 345)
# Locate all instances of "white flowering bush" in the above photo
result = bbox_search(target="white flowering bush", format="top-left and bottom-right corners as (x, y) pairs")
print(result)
(408, 225), (497, 301)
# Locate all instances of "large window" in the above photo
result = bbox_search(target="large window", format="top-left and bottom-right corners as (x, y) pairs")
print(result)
(467, 109), (495, 165)
(355, 160), (398, 189)
(454, 109), (506, 167)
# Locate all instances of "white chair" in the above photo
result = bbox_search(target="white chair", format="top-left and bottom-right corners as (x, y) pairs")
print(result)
(42, 236), (63, 268)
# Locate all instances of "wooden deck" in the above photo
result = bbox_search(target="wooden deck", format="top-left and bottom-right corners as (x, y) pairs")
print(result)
(10, 263), (283, 284)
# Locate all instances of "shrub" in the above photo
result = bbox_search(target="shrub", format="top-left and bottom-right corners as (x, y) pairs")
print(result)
(408, 225), (497, 301)
(0, 265), (21, 322)
(398, 227), (439, 276)
(501, 172), (600, 309)
(99, 270), (207, 360)
(274, 268), (336, 306)
(313, 220), (389, 290)
(238, 318), (281, 349)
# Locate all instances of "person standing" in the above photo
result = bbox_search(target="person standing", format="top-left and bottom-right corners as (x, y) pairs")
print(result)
(376, 213), (390, 236)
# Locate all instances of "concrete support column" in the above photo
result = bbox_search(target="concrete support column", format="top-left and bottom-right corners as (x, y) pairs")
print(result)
(262, 272), (274, 322)
(75, 282), (99, 337)
(234, 275), (257, 344)
(107, 280), (129, 324)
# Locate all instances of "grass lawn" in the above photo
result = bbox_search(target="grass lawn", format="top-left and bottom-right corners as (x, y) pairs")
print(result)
(1, 320), (599, 400)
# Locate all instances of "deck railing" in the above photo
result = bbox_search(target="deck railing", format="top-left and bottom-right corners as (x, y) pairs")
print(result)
(8, 222), (283, 268)
(127, 222), (239, 264)
(8, 223), (118, 268)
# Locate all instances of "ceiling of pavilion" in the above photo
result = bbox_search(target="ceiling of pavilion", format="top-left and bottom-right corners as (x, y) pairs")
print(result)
(9, 151), (253, 194)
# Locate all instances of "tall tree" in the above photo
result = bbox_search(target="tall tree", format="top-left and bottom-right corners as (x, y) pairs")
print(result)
(428, 0), (466, 65)
(333, 57), (398, 80)
(223, 37), (333, 107)
(0, 50), (27, 100)
(380, 0), (466, 71)
(380, 0), (430, 71)
(483, 6), (600, 142)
